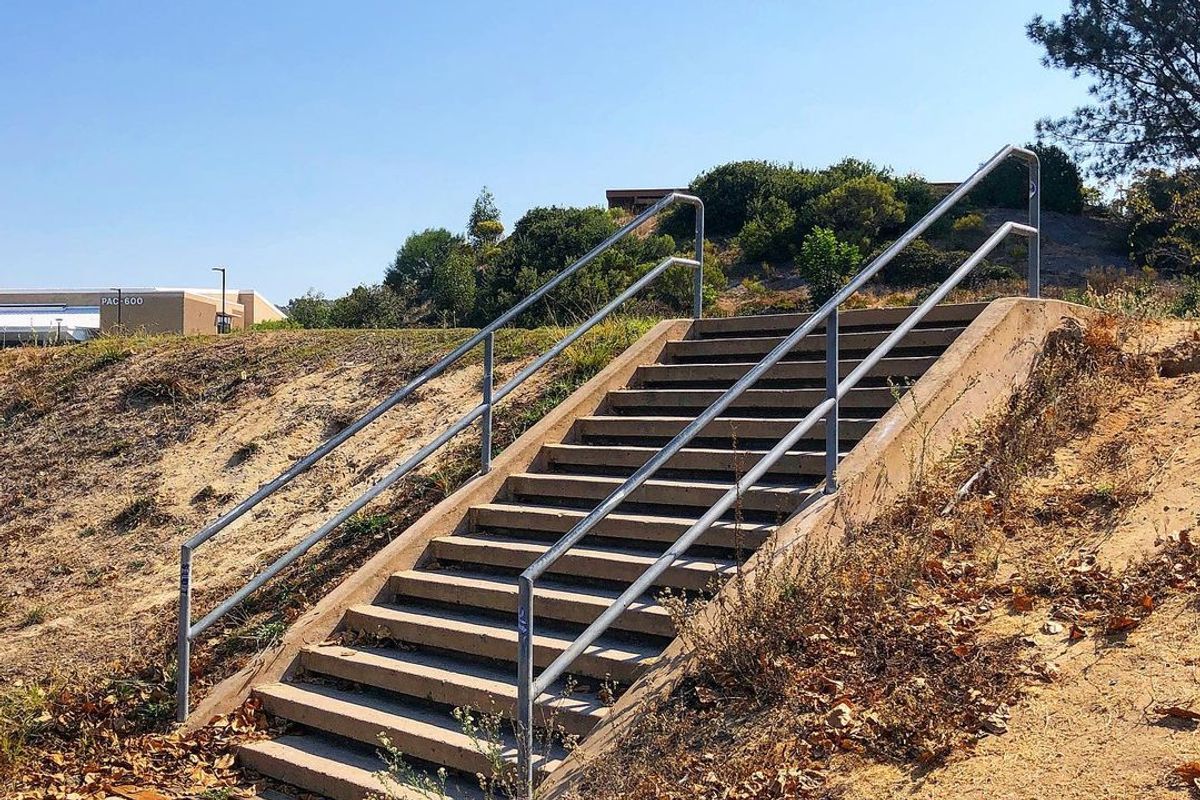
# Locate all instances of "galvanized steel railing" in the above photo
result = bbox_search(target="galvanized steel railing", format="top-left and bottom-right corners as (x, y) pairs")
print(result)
(514, 144), (1041, 794)
(174, 192), (704, 720)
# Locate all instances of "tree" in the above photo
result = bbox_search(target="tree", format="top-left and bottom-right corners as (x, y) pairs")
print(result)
(386, 228), (461, 296)
(797, 227), (862, 302)
(1028, 1), (1200, 178)
(284, 289), (332, 328)
(1125, 167), (1200, 274)
(468, 187), (503, 249)
(969, 143), (1086, 214)
(430, 248), (478, 322)
(328, 284), (409, 328)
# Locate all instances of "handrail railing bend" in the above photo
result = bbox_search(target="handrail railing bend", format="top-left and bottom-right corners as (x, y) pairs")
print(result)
(175, 192), (703, 720)
(514, 145), (1040, 794)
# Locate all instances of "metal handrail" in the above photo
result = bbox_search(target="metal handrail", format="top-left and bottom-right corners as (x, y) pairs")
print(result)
(514, 144), (1041, 794)
(175, 192), (703, 720)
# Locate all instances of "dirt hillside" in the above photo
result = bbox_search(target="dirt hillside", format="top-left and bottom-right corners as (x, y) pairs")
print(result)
(0, 327), (565, 685)
(565, 315), (1200, 800)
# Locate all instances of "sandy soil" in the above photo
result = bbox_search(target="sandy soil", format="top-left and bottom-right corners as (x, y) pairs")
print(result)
(0, 332), (540, 682)
(841, 337), (1200, 799)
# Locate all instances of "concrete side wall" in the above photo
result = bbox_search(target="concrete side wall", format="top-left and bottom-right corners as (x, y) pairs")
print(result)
(540, 298), (1101, 797)
(185, 318), (691, 727)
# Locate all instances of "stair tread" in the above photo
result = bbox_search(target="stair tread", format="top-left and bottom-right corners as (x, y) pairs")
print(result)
(239, 733), (483, 800)
(341, 603), (661, 670)
(668, 325), (966, 348)
(507, 471), (817, 517)
(474, 501), (775, 533)
(388, 569), (674, 636)
(689, 302), (988, 337)
(258, 681), (569, 775)
(431, 533), (737, 590)
(510, 471), (812, 495)
(543, 442), (831, 458)
(290, 646), (603, 735)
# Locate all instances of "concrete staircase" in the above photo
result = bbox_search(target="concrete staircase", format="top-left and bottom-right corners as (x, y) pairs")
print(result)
(239, 303), (988, 799)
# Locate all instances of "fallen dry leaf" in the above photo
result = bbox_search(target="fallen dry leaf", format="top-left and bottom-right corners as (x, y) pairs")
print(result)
(1173, 761), (1200, 781)
(1156, 705), (1200, 722)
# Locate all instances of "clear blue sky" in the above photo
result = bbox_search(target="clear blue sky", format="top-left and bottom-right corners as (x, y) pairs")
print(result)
(0, 0), (1088, 304)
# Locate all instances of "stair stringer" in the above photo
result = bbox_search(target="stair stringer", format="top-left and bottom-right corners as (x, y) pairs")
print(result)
(185, 318), (692, 729)
(538, 297), (1103, 798)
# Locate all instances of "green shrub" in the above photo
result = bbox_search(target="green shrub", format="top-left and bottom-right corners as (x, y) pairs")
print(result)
(430, 248), (478, 323)
(798, 227), (862, 302)
(479, 205), (677, 324)
(807, 176), (906, 251)
(284, 289), (333, 329)
(969, 143), (1085, 215)
(652, 239), (727, 313)
(950, 211), (987, 248)
(386, 228), (462, 296)
(1172, 276), (1200, 317)
(328, 284), (410, 328)
(1125, 167), (1200, 275)
(674, 160), (785, 237)
(735, 196), (797, 263)
(251, 318), (301, 331)
(892, 173), (939, 228)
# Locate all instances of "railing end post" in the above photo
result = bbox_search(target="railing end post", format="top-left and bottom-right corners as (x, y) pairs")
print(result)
(1026, 152), (1041, 299)
(176, 544), (193, 723)
(824, 307), (839, 494)
(516, 572), (536, 798)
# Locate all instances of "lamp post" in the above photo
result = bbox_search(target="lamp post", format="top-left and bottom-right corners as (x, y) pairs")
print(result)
(55, 317), (63, 345)
(212, 267), (229, 333)
(110, 287), (123, 330)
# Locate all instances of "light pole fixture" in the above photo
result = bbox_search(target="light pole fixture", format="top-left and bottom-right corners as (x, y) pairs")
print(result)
(212, 266), (230, 333)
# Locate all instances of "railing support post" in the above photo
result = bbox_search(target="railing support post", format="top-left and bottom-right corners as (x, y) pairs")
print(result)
(516, 575), (535, 798)
(176, 545), (193, 722)
(824, 306), (839, 494)
(692, 200), (705, 319)
(1027, 154), (1041, 298)
(481, 331), (494, 474)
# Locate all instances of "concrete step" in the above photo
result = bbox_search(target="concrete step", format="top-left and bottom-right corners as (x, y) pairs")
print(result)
(689, 302), (988, 339)
(607, 386), (901, 414)
(664, 326), (963, 363)
(634, 355), (936, 388)
(430, 535), (734, 592)
(255, 682), (569, 780)
(337, 604), (657, 683)
(573, 415), (877, 447)
(286, 646), (602, 739)
(506, 472), (814, 517)
(541, 442), (832, 479)
(471, 502), (773, 549)
(239, 734), (483, 800)
(387, 570), (674, 637)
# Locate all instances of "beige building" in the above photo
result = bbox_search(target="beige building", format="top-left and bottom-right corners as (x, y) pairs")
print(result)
(0, 287), (286, 343)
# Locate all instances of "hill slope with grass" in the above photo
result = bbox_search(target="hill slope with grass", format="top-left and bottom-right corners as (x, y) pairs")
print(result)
(0, 321), (648, 736)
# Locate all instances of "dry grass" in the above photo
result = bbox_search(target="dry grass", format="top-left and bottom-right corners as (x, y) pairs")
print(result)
(0, 317), (653, 797)
(567, 314), (1159, 800)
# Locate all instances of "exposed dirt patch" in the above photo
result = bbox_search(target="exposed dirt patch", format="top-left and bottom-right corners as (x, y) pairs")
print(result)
(844, 593), (1200, 800)
(0, 329), (547, 684)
